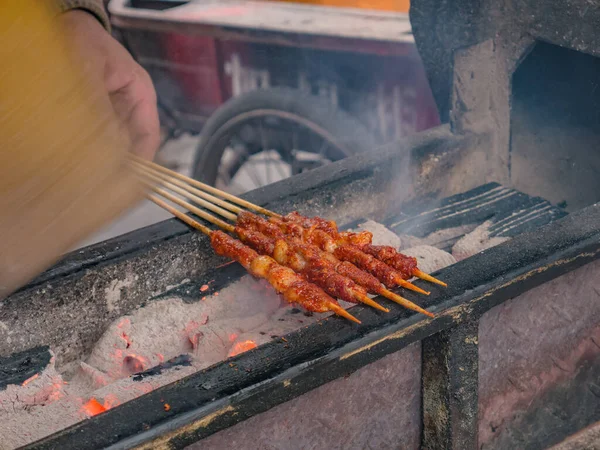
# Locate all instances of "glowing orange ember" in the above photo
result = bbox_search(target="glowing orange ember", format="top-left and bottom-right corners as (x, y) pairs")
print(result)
(82, 398), (106, 416)
(228, 340), (257, 357)
(200, 284), (209, 292)
(82, 395), (120, 417)
(21, 373), (39, 386)
(164, 403), (171, 411)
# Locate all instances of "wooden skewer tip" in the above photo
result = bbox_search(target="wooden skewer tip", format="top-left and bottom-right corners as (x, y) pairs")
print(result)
(355, 293), (389, 313)
(413, 269), (447, 287)
(380, 288), (434, 318)
(398, 279), (430, 296)
(328, 303), (361, 324)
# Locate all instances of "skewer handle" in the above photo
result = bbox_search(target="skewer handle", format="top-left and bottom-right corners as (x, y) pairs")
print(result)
(130, 154), (280, 218)
(147, 194), (212, 235)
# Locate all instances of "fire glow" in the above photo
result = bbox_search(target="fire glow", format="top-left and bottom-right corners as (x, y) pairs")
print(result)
(21, 373), (39, 386)
(228, 340), (257, 357)
(81, 394), (120, 417)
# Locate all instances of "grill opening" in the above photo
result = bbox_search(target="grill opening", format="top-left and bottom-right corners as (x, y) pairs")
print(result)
(510, 41), (600, 212)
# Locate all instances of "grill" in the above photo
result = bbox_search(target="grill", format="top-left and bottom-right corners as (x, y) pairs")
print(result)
(2, 0), (600, 448)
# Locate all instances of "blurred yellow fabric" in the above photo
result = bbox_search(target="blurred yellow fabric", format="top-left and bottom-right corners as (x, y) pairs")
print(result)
(0, 1), (143, 297)
(267, 0), (410, 13)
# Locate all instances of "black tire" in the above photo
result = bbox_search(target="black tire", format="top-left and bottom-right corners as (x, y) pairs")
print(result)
(192, 87), (377, 190)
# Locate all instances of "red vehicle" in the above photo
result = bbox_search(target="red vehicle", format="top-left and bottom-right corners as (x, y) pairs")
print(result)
(109, 0), (439, 193)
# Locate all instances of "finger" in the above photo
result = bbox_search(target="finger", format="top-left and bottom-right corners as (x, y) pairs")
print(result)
(109, 67), (160, 160)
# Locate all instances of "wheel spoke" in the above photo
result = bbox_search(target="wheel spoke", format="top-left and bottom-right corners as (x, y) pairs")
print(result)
(207, 109), (355, 195)
(246, 158), (266, 189)
(259, 120), (272, 186)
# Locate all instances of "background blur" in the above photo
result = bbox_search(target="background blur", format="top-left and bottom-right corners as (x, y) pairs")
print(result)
(83, 0), (437, 247)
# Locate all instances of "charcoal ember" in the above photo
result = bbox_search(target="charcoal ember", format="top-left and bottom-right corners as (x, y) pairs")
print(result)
(132, 355), (192, 381)
(77, 361), (112, 390)
(0, 350), (66, 413)
(86, 276), (282, 378)
(86, 299), (195, 378)
(401, 245), (456, 274)
(397, 234), (428, 250)
(452, 221), (510, 261)
(0, 346), (51, 390)
(354, 220), (401, 248)
(188, 326), (230, 363)
(0, 394), (83, 449)
(0, 353), (199, 449)
(0, 351), (78, 449)
(417, 224), (478, 250)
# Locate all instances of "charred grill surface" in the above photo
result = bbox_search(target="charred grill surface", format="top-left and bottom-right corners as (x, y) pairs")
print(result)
(20, 183), (591, 450)
(0, 347), (52, 391)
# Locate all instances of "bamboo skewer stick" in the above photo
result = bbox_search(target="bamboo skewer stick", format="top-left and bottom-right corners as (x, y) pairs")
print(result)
(136, 168), (238, 222)
(146, 184), (235, 233)
(146, 191), (360, 324)
(137, 157), (445, 289)
(147, 194), (212, 235)
(130, 154), (280, 218)
(132, 160), (243, 215)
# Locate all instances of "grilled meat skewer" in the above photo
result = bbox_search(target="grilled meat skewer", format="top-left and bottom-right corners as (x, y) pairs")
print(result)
(146, 194), (360, 324)
(268, 216), (430, 295)
(210, 230), (360, 323)
(236, 227), (389, 312)
(282, 212), (446, 286)
(237, 212), (434, 317)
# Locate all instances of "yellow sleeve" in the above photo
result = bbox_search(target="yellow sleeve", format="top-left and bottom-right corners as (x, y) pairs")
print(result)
(54, 0), (111, 31)
(0, 1), (142, 298)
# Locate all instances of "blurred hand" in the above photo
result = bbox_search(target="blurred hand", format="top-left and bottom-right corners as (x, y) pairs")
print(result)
(60, 10), (160, 160)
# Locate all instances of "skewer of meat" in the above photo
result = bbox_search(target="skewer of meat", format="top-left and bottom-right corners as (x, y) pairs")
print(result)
(236, 226), (389, 313)
(138, 179), (390, 313)
(236, 212), (434, 317)
(146, 191), (360, 324)
(268, 216), (431, 295)
(281, 212), (447, 287)
(132, 157), (444, 287)
(140, 177), (389, 314)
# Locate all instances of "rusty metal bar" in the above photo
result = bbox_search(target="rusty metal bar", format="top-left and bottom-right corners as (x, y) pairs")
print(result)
(422, 320), (479, 450)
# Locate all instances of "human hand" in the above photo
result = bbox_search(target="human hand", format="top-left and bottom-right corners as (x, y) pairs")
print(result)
(59, 10), (160, 160)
